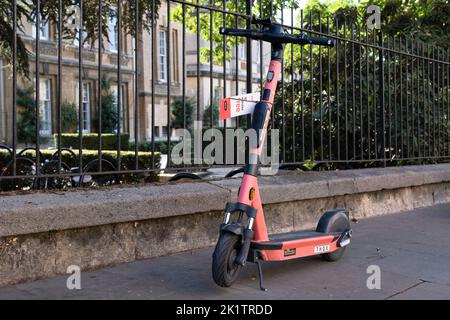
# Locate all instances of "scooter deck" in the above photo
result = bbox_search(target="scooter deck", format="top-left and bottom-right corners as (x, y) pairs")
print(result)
(251, 230), (341, 261)
(252, 230), (338, 248)
(269, 230), (326, 242)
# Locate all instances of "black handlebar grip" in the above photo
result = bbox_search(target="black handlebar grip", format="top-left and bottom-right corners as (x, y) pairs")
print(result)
(219, 28), (265, 41)
(219, 27), (249, 37)
(308, 36), (335, 47)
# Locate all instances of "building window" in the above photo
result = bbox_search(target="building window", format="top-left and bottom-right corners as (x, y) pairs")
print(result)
(39, 79), (52, 135)
(111, 84), (126, 132)
(159, 30), (167, 82)
(253, 41), (260, 61)
(108, 10), (119, 53)
(82, 83), (91, 133)
(154, 127), (160, 138)
(239, 43), (246, 60)
(161, 126), (168, 137)
(213, 87), (222, 104)
(32, 16), (50, 40)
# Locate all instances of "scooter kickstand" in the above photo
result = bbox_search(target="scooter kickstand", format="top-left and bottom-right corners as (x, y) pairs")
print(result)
(255, 259), (267, 291)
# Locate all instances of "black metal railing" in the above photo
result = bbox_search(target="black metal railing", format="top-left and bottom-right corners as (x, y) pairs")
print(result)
(0, 0), (449, 192)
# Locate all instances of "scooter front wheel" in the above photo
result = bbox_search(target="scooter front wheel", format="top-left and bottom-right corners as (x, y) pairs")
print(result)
(212, 232), (242, 287)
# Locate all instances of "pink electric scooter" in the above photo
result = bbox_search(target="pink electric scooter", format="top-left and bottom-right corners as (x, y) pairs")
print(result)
(212, 17), (352, 290)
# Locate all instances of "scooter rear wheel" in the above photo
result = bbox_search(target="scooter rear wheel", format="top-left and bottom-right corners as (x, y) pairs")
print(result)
(212, 233), (242, 287)
(316, 210), (351, 262)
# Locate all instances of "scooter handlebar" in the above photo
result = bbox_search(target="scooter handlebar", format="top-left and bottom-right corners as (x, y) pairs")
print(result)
(300, 34), (335, 47)
(219, 28), (265, 40)
(219, 27), (334, 47)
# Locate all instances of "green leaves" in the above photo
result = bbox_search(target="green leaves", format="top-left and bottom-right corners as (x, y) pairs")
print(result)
(171, 97), (195, 131)
(17, 87), (37, 144)
(170, 0), (303, 65)
(61, 102), (78, 133)
(171, 1), (247, 65)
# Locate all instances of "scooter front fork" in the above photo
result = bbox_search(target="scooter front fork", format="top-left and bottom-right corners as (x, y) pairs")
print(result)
(221, 202), (268, 290)
(220, 202), (257, 266)
(235, 222), (254, 266)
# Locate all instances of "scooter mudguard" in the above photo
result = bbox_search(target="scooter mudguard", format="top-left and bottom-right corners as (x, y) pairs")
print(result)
(220, 223), (244, 236)
(219, 223), (252, 266)
(316, 209), (350, 234)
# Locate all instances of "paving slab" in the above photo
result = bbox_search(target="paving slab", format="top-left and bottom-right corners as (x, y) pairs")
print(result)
(389, 281), (450, 300)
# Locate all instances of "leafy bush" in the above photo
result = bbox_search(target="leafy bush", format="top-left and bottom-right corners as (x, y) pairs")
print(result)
(202, 103), (220, 128)
(100, 89), (118, 133)
(95, 78), (121, 133)
(17, 87), (37, 144)
(130, 128), (251, 166)
(16, 87), (52, 145)
(54, 133), (130, 151)
(61, 101), (78, 133)
(171, 97), (195, 131)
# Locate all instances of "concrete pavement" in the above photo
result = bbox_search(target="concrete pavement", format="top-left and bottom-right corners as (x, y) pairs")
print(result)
(0, 203), (449, 300)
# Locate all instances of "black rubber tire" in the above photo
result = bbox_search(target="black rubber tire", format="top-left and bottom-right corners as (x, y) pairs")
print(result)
(316, 210), (350, 262)
(169, 172), (201, 182)
(80, 159), (118, 187)
(0, 157), (35, 191)
(321, 244), (346, 262)
(278, 163), (310, 171)
(212, 233), (242, 287)
(34, 161), (72, 190)
(224, 167), (244, 178)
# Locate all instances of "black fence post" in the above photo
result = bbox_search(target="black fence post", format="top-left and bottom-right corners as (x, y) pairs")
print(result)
(12, 0), (17, 176)
(245, 0), (253, 165)
(246, 0), (252, 128)
(378, 31), (386, 166)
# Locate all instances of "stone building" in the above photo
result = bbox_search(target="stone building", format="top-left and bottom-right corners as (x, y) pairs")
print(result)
(0, 2), (268, 146)
(138, 1), (183, 141)
(0, 9), (135, 145)
(0, 2), (184, 146)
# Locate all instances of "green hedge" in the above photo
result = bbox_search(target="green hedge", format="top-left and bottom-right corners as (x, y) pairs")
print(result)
(129, 140), (180, 154)
(0, 148), (160, 183)
(54, 133), (130, 151)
